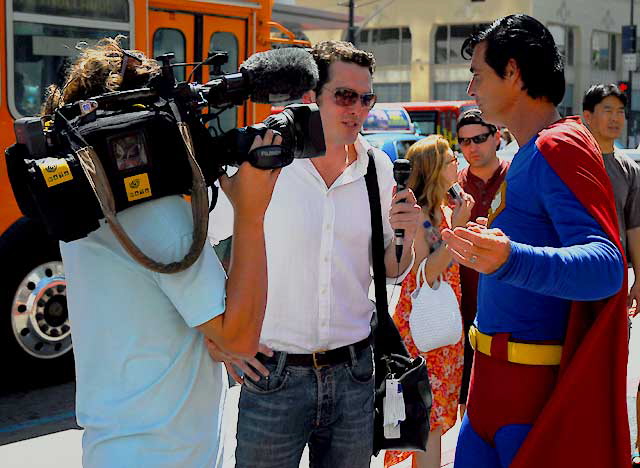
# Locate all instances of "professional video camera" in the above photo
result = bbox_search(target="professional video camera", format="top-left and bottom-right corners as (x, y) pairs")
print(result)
(6, 47), (325, 273)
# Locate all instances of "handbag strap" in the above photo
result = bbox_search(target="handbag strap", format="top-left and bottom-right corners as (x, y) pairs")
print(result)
(415, 257), (442, 290)
(364, 150), (410, 360)
(415, 258), (427, 289)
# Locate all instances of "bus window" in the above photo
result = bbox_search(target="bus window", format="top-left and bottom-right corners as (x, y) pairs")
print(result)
(153, 29), (186, 82)
(12, 24), (130, 116)
(407, 110), (437, 135)
(13, 0), (129, 21)
(209, 32), (238, 76)
(209, 31), (238, 133)
(9, 0), (132, 117)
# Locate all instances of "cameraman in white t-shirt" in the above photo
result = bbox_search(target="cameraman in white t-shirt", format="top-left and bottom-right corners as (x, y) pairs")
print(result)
(46, 37), (280, 467)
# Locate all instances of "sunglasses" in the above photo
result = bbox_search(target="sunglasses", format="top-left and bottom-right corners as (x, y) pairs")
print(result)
(326, 87), (377, 108)
(458, 131), (494, 146)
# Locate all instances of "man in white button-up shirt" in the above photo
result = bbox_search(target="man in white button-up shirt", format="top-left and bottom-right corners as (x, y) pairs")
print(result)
(209, 41), (420, 468)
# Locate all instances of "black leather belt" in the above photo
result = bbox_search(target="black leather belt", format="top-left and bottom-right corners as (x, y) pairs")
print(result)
(258, 336), (371, 369)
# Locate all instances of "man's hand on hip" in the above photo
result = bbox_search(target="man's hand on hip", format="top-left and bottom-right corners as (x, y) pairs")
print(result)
(205, 338), (273, 385)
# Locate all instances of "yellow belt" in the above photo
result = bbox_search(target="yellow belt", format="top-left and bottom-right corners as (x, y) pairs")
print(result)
(468, 326), (562, 366)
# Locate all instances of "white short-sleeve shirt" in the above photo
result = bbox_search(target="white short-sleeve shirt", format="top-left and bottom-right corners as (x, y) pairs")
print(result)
(60, 195), (227, 468)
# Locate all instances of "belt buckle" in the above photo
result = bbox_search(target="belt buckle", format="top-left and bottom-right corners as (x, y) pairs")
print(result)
(312, 351), (327, 369)
(469, 326), (478, 350)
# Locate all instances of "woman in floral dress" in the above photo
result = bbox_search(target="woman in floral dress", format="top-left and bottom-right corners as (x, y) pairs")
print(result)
(384, 135), (474, 468)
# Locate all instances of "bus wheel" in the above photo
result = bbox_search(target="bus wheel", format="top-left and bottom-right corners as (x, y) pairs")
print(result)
(0, 218), (74, 385)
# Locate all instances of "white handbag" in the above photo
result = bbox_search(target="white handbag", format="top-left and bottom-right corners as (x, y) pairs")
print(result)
(409, 257), (462, 352)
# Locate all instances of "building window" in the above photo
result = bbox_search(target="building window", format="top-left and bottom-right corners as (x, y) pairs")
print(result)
(373, 82), (411, 102)
(434, 24), (490, 64)
(433, 82), (469, 100)
(359, 27), (411, 66)
(548, 24), (574, 66)
(592, 31), (617, 71)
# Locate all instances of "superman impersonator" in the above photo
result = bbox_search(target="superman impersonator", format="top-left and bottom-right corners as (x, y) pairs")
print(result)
(441, 15), (629, 468)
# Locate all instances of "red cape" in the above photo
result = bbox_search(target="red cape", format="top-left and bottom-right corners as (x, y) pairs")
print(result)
(512, 117), (630, 467)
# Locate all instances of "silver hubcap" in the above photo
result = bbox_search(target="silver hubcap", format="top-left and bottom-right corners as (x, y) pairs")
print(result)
(11, 261), (72, 359)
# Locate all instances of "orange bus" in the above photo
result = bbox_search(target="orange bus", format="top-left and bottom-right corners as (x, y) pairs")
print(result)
(0, 0), (292, 378)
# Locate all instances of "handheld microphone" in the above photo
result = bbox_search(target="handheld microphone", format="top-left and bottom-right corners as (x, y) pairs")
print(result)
(240, 48), (319, 104)
(393, 158), (412, 262)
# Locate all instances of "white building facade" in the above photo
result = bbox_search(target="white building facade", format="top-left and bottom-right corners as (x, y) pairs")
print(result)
(297, 0), (639, 141)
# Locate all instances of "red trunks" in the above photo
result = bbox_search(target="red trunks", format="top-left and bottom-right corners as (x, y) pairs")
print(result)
(466, 333), (559, 445)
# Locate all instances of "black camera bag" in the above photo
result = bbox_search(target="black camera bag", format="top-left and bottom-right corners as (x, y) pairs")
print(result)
(6, 105), (204, 242)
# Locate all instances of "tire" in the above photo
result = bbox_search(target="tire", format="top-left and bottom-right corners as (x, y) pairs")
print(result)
(0, 217), (74, 386)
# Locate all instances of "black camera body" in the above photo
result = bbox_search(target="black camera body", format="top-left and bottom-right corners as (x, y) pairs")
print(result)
(9, 105), (205, 241)
(6, 50), (325, 243)
(216, 104), (324, 169)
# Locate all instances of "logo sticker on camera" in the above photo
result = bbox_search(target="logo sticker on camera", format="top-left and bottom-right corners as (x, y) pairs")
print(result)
(39, 158), (73, 187)
(124, 173), (152, 201)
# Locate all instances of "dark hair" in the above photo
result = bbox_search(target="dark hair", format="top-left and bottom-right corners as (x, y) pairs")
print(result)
(456, 108), (497, 133)
(582, 83), (628, 112)
(461, 14), (565, 106)
(310, 40), (375, 95)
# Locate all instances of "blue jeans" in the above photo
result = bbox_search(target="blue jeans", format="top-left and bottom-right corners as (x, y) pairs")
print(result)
(235, 345), (375, 468)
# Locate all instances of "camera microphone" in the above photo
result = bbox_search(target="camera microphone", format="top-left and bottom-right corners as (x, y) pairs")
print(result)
(240, 48), (319, 104)
(393, 158), (412, 263)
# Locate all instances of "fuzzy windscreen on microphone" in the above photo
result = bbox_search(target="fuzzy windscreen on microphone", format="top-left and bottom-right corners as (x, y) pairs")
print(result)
(240, 48), (319, 104)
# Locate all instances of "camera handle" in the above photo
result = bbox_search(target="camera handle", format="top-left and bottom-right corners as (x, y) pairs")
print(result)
(60, 101), (209, 274)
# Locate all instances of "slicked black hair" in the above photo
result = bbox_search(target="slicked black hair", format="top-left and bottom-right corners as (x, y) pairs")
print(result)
(582, 83), (627, 112)
(461, 14), (565, 106)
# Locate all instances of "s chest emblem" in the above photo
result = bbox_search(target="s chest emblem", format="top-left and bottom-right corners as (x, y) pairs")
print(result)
(487, 181), (507, 227)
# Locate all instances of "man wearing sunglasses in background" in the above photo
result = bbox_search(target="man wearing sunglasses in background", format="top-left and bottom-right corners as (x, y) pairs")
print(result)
(208, 40), (420, 468)
(455, 109), (509, 420)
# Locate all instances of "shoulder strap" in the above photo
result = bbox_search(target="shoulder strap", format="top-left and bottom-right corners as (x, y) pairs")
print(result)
(364, 150), (389, 314)
(364, 150), (410, 361)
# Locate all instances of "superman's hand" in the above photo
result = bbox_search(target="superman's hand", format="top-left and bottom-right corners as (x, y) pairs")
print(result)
(441, 226), (510, 274)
